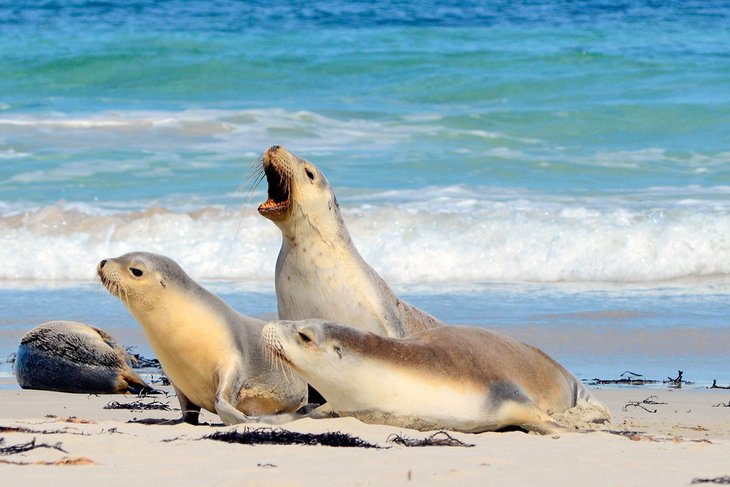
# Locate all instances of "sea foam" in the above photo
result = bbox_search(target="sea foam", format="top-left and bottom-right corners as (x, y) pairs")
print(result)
(1, 195), (728, 285)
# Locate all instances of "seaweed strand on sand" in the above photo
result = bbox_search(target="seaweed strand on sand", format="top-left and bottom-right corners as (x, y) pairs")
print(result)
(202, 427), (381, 448)
(104, 400), (171, 411)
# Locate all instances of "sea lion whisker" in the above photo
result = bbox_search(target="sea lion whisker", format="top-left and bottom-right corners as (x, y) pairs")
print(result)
(237, 156), (265, 189)
(243, 171), (266, 205)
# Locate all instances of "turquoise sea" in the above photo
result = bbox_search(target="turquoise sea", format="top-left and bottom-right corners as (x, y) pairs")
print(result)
(1, 1), (728, 385)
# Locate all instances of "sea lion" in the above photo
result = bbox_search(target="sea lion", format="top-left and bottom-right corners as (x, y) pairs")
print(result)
(15, 320), (153, 394)
(262, 320), (611, 433)
(97, 252), (307, 425)
(257, 145), (442, 338)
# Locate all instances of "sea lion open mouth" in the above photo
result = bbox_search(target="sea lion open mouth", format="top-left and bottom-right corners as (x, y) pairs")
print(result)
(258, 162), (290, 218)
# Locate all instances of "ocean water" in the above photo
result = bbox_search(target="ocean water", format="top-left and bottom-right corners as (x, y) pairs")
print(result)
(1, 1), (728, 385)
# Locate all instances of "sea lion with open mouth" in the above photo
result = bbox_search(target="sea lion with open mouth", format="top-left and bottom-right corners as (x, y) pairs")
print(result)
(257, 145), (443, 338)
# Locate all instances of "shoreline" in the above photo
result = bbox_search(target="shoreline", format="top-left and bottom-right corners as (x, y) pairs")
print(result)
(0, 380), (728, 486)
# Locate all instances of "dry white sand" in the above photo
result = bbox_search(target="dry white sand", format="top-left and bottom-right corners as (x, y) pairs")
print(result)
(1, 378), (728, 486)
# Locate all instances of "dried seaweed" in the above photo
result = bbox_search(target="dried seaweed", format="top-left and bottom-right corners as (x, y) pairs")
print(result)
(387, 431), (474, 447)
(713, 402), (730, 408)
(104, 400), (171, 411)
(0, 438), (67, 455)
(691, 476), (730, 484)
(622, 395), (667, 413)
(588, 371), (658, 386)
(202, 427), (381, 448)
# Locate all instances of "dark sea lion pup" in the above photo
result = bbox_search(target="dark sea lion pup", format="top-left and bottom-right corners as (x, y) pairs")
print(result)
(262, 320), (611, 434)
(257, 145), (443, 338)
(98, 252), (307, 425)
(15, 320), (153, 394)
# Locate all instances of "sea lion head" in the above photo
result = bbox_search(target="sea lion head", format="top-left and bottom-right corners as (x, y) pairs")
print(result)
(97, 251), (191, 310)
(257, 146), (342, 236)
(262, 319), (369, 397)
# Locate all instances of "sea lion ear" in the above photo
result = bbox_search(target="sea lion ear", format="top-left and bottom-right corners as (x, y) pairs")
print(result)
(156, 272), (166, 288)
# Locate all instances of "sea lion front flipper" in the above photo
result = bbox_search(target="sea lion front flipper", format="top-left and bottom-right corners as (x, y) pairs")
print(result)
(215, 366), (251, 425)
(174, 385), (201, 425)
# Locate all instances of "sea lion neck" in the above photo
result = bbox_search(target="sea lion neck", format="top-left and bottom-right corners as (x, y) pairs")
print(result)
(278, 199), (356, 250)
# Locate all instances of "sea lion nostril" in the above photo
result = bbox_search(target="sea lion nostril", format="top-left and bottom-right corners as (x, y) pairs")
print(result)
(100, 259), (107, 268)
(269, 145), (280, 154)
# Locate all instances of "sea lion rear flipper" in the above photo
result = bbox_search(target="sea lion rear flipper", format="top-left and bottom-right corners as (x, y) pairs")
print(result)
(119, 368), (158, 395)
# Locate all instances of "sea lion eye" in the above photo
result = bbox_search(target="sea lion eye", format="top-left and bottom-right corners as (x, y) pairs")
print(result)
(334, 346), (343, 359)
(305, 168), (315, 181)
(298, 331), (312, 343)
(130, 268), (144, 277)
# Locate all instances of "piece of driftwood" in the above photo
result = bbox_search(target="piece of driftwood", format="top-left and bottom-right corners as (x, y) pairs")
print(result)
(622, 395), (667, 413)
(709, 380), (730, 390)
(691, 476), (730, 485)
(104, 400), (171, 411)
(202, 427), (381, 448)
(713, 402), (730, 408)
(663, 370), (694, 388)
(387, 431), (474, 447)
(0, 438), (67, 455)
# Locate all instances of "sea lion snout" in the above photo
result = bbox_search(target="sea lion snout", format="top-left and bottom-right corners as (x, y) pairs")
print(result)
(268, 145), (280, 156)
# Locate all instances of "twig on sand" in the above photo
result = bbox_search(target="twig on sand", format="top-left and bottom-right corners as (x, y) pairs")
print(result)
(622, 395), (667, 413)
(0, 425), (90, 436)
(713, 402), (730, 408)
(0, 456), (95, 466)
(201, 427), (381, 448)
(387, 431), (475, 447)
(0, 437), (67, 455)
(104, 400), (171, 411)
(709, 380), (730, 390)
(691, 476), (730, 484)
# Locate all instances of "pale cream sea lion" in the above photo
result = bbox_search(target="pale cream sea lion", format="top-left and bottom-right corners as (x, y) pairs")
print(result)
(98, 252), (307, 425)
(15, 320), (152, 394)
(262, 320), (611, 433)
(257, 145), (442, 338)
